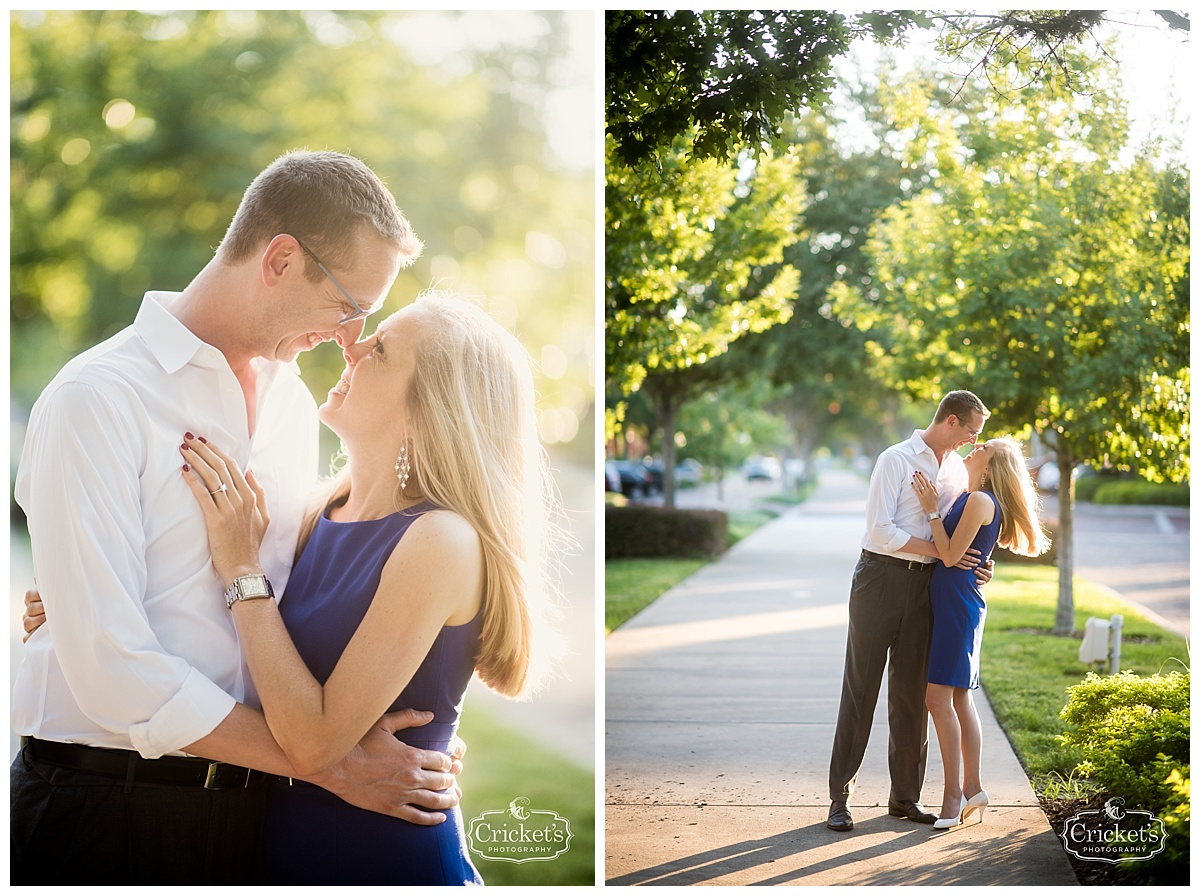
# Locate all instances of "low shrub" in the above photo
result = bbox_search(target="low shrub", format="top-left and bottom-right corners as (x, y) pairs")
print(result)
(1058, 670), (1190, 881)
(605, 505), (728, 560)
(1058, 671), (1189, 810)
(1091, 481), (1190, 507)
(1073, 475), (1105, 503)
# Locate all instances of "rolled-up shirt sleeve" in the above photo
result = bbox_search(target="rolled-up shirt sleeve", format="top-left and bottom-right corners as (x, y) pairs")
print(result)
(17, 381), (235, 757)
(863, 450), (918, 553)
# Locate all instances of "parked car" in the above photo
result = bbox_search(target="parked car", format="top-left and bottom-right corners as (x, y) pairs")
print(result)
(742, 455), (781, 481)
(608, 460), (654, 498)
(676, 458), (703, 487)
(604, 462), (623, 495)
(641, 460), (664, 494)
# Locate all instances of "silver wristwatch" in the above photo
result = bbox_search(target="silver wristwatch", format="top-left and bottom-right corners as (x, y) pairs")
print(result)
(224, 574), (274, 609)
(927, 511), (942, 521)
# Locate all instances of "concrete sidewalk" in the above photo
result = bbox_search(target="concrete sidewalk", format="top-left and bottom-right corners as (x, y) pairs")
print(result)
(605, 468), (1079, 886)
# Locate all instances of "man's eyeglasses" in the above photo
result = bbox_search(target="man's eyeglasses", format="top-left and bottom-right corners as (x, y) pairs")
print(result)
(294, 238), (372, 325)
(958, 418), (982, 440)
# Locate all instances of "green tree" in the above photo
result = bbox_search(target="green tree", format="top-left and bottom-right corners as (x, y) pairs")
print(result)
(605, 133), (804, 506)
(676, 378), (792, 497)
(833, 49), (1189, 634)
(605, 10), (1189, 169)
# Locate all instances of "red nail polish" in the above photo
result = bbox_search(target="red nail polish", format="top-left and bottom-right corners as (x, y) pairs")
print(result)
(199, 436), (207, 444)
(185, 432), (194, 440)
(180, 443), (188, 451)
(183, 464), (190, 472)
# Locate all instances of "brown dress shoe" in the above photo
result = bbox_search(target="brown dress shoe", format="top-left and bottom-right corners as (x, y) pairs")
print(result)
(827, 801), (854, 832)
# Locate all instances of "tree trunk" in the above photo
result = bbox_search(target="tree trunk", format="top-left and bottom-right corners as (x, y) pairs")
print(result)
(660, 396), (679, 510)
(1053, 447), (1077, 636)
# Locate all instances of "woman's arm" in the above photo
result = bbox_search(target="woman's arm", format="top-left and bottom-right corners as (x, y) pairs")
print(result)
(181, 437), (483, 777)
(234, 511), (482, 776)
(912, 472), (994, 567)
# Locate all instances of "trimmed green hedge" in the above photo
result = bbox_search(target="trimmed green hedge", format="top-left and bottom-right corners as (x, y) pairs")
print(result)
(1091, 481), (1190, 507)
(605, 505), (728, 560)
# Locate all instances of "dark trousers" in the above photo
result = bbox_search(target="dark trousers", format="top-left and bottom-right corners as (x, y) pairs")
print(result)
(10, 743), (269, 884)
(828, 552), (934, 803)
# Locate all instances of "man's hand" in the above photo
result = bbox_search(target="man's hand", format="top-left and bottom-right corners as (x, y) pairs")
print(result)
(974, 559), (995, 586)
(952, 549), (982, 572)
(22, 588), (45, 643)
(311, 709), (464, 825)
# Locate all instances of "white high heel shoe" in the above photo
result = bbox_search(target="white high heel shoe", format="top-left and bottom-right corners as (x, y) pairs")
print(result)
(933, 796), (967, 830)
(962, 790), (989, 823)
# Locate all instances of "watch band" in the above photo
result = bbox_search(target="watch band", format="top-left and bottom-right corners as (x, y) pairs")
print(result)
(224, 574), (274, 609)
(927, 511), (941, 521)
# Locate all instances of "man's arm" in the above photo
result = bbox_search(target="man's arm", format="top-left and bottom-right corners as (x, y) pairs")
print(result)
(19, 588), (462, 824)
(186, 704), (461, 824)
(863, 451), (922, 553)
(18, 381), (237, 754)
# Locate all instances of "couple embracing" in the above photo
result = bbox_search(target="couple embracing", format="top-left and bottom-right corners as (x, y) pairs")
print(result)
(13, 150), (560, 884)
(827, 391), (1050, 833)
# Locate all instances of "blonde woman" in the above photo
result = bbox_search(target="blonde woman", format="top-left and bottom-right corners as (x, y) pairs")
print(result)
(178, 292), (560, 884)
(911, 438), (1049, 830)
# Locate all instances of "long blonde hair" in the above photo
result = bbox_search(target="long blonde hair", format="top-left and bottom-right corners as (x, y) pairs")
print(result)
(982, 438), (1051, 557)
(298, 291), (563, 698)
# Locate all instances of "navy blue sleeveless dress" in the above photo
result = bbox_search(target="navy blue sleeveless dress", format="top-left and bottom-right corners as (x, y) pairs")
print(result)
(262, 501), (484, 885)
(926, 491), (1001, 690)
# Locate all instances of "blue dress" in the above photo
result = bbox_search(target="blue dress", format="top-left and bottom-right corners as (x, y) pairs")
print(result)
(262, 501), (484, 885)
(926, 491), (1001, 690)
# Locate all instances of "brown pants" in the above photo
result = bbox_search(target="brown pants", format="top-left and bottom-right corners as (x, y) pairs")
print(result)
(828, 552), (933, 803)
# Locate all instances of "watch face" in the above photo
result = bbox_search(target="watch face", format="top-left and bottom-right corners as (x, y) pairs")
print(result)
(238, 575), (271, 598)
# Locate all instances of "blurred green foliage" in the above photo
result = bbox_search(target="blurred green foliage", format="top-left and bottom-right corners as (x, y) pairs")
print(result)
(11, 10), (594, 463)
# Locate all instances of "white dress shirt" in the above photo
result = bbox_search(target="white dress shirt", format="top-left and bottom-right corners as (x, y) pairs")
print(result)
(13, 292), (319, 758)
(861, 430), (969, 564)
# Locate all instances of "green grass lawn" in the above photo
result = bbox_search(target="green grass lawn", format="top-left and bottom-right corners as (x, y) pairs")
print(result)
(456, 706), (594, 885)
(604, 557), (708, 634)
(982, 565), (1190, 793)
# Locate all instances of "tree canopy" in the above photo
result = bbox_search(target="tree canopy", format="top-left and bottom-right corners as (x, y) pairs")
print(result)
(605, 135), (804, 396)
(605, 9), (1190, 168)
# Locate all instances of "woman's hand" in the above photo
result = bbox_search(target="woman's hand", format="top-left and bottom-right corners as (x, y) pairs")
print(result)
(912, 471), (939, 514)
(179, 434), (270, 587)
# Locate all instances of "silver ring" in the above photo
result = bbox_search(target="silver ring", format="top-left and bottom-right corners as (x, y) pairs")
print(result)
(209, 483), (228, 495)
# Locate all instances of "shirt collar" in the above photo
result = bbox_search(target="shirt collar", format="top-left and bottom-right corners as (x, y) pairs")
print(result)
(132, 290), (301, 379)
(133, 291), (207, 375)
(908, 429), (936, 458)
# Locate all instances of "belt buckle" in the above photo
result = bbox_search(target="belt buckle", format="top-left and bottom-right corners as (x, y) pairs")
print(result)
(204, 760), (254, 789)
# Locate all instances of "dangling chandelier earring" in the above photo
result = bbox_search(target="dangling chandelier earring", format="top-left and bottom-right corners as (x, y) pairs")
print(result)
(394, 442), (411, 491)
